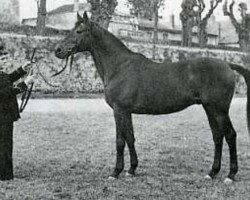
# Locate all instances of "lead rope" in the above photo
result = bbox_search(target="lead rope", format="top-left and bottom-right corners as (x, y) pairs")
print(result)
(37, 64), (60, 88)
(52, 56), (69, 77)
(19, 48), (36, 113)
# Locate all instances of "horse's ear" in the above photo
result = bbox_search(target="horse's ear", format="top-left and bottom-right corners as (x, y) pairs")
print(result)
(82, 11), (89, 23)
(77, 12), (83, 22)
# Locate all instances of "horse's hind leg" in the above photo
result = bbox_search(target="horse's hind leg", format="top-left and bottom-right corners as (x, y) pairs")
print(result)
(203, 104), (238, 182)
(224, 119), (238, 183)
(203, 105), (225, 179)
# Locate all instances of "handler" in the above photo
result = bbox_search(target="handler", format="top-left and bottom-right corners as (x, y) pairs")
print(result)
(0, 44), (34, 180)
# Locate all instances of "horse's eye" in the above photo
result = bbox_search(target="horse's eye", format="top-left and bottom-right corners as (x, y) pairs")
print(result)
(76, 30), (83, 34)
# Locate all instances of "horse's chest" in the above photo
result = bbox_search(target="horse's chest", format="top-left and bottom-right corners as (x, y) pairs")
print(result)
(104, 81), (138, 109)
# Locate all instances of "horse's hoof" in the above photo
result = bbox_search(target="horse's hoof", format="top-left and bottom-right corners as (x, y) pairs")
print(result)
(204, 175), (212, 180)
(223, 177), (234, 184)
(125, 172), (135, 177)
(108, 176), (117, 181)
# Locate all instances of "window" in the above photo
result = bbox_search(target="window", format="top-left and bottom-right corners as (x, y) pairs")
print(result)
(163, 32), (168, 42)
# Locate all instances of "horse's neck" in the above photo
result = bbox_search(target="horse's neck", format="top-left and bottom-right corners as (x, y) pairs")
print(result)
(89, 26), (131, 84)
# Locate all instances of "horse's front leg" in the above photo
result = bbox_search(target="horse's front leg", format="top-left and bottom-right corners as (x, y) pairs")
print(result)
(110, 105), (138, 179)
(124, 113), (138, 177)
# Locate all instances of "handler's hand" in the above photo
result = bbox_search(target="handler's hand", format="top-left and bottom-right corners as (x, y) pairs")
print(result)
(22, 61), (33, 73)
(24, 73), (36, 85)
(15, 82), (27, 93)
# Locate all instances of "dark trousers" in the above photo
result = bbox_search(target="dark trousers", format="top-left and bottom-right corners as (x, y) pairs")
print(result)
(0, 123), (13, 180)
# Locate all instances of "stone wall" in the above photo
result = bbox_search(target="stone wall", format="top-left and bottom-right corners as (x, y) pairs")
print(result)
(0, 33), (248, 97)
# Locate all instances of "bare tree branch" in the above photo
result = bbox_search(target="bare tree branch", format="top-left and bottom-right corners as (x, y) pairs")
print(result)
(197, 0), (205, 13)
(192, 0), (222, 47)
(202, 0), (222, 22)
(223, 0), (240, 31)
(223, 0), (250, 51)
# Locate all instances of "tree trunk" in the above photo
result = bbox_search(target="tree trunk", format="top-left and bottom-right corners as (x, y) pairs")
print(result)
(90, 0), (101, 24)
(36, 0), (46, 35)
(180, 0), (197, 47)
(181, 25), (189, 46)
(238, 27), (250, 52)
(181, 14), (194, 47)
(198, 23), (208, 48)
(239, 37), (249, 52)
(152, 2), (158, 60)
(187, 18), (194, 47)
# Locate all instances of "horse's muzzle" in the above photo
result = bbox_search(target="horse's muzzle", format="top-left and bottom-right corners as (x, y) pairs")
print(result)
(55, 47), (65, 59)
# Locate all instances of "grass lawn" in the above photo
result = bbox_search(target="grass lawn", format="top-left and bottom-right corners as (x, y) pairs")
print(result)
(0, 98), (250, 199)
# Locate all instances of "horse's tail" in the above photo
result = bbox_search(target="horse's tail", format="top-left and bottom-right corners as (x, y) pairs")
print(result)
(229, 63), (250, 134)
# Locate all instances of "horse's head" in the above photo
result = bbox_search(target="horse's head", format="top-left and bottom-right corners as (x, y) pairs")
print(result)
(55, 12), (92, 59)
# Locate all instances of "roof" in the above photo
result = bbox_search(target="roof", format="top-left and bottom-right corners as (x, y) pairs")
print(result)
(47, 3), (90, 16)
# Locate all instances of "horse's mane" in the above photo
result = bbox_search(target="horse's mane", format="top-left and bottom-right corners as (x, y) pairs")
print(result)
(90, 21), (132, 54)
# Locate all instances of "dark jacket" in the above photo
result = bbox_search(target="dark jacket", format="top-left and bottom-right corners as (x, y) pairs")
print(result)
(0, 67), (27, 123)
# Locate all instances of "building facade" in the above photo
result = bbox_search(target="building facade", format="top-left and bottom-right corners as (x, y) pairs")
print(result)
(22, 2), (220, 46)
(0, 0), (20, 24)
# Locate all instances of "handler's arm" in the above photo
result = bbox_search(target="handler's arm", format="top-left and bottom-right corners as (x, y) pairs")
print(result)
(0, 82), (27, 96)
(8, 67), (27, 83)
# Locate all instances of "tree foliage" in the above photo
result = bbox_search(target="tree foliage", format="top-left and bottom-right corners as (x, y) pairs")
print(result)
(127, 0), (164, 20)
(87, 0), (118, 29)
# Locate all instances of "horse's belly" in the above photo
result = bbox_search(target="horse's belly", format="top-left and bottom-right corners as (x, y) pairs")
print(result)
(132, 105), (192, 115)
(131, 96), (195, 115)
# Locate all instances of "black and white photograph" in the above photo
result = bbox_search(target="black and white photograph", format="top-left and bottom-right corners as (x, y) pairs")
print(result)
(0, 0), (250, 199)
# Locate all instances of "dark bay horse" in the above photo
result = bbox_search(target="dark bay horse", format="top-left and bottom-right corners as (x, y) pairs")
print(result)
(55, 12), (250, 183)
